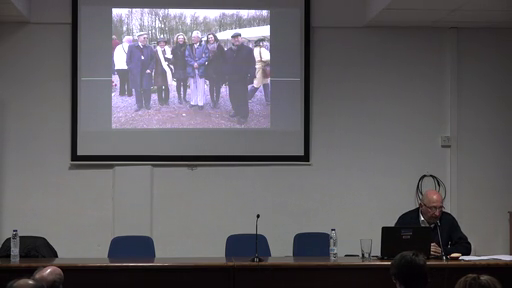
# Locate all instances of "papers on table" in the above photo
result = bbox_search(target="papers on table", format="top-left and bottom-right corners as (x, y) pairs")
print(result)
(460, 255), (512, 261)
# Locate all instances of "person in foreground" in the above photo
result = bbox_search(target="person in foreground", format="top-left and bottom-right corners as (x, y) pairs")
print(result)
(390, 251), (428, 288)
(6, 279), (45, 288)
(32, 266), (64, 288)
(395, 189), (471, 257)
(455, 274), (502, 288)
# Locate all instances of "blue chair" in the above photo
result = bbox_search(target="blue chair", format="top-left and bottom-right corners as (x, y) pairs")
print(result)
(225, 234), (271, 258)
(107, 235), (155, 258)
(293, 232), (330, 257)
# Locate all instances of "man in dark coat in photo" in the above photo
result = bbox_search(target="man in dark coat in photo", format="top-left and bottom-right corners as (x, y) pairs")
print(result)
(126, 32), (156, 111)
(225, 32), (255, 125)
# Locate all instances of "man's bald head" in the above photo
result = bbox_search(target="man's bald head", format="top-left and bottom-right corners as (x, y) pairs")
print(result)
(6, 279), (45, 288)
(422, 190), (443, 206)
(420, 190), (444, 224)
(33, 266), (64, 288)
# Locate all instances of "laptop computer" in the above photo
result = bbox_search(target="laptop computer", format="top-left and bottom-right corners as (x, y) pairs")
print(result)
(379, 226), (431, 260)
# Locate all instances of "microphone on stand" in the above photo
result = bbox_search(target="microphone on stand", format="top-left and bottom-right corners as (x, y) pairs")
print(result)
(250, 214), (263, 263)
(436, 221), (446, 260)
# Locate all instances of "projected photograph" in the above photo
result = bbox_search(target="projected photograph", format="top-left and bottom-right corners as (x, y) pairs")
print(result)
(111, 8), (271, 129)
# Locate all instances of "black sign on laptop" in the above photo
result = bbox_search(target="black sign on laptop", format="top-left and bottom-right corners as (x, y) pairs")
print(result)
(380, 226), (431, 259)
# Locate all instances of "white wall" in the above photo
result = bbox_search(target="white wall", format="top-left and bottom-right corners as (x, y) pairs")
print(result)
(0, 18), (509, 256)
(457, 29), (512, 255)
(0, 24), (114, 257)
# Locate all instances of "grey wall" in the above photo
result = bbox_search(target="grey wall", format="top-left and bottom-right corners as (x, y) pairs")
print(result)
(457, 29), (512, 256)
(0, 11), (510, 257)
(0, 24), (114, 257)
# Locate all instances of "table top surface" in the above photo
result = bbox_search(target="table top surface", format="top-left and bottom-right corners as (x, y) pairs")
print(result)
(0, 257), (511, 268)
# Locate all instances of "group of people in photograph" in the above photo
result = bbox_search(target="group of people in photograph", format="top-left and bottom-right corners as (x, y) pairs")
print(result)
(113, 30), (271, 125)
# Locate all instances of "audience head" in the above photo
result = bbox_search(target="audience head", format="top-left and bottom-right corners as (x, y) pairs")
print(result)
(419, 189), (444, 225)
(455, 274), (502, 288)
(32, 266), (64, 288)
(112, 35), (117, 40)
(390, 251), (428, 288)
(6, 279), (45, 288)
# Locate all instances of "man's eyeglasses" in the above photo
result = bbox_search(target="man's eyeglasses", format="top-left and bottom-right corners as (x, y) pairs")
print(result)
(422, 203), (445, 213)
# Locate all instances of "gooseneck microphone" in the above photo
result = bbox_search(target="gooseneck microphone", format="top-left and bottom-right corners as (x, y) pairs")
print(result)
(250, 214), (263, 263)
(436, 221), (446, 260)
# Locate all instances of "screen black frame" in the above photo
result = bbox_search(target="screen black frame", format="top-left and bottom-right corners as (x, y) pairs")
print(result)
(71, 0), (310, 164)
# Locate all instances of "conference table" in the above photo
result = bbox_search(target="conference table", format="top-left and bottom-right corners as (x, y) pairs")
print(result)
(0, 257), (511, 288)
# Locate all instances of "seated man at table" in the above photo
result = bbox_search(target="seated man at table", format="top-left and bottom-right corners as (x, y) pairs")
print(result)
(6, 278), (45, 288)
(390, 251), (428, 288)
(395, 190), (471, 257)
(32, 266), (64, 288)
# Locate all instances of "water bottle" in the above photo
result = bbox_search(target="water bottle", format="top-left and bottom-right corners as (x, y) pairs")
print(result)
(329, 228), (338, 260)
(11, 229), (19, 262)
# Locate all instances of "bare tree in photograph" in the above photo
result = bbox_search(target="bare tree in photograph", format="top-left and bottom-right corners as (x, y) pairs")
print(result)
(127, 9), (134, 37)
(233, 11), (246, 29)
(158, 9), (171, 42)
(114, 9), (270, 44)
(149, 9), (159, 42)
(213, 13), (229, 33)
(112, 13), (124, 39)
(201, 15), (215, 35)
(252, 10), (270, 27)
(189, 12), (200, 34)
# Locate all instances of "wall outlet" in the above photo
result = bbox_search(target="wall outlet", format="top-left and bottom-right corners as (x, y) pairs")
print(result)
(441, 136), (451, 148)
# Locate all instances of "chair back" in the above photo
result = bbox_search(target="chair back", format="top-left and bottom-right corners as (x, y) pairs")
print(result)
(225, 234), (271, 258)
(293, 232), (330, 257)
(108, 235), (155, 258)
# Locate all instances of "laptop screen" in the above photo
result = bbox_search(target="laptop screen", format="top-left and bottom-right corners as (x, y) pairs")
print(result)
(380, 226), (431, 259)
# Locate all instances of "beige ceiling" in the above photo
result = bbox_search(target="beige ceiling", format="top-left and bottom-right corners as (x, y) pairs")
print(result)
(0, 0), (29, 22)
(1, 0), (511, 27)
(369, 0), (512, 27)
